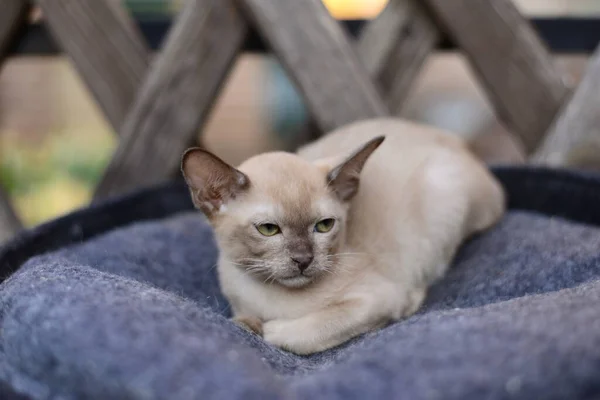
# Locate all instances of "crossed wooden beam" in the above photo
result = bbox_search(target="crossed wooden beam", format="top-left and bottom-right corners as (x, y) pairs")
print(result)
(0, 0), (29, 242)
(0, 0), (599, 242)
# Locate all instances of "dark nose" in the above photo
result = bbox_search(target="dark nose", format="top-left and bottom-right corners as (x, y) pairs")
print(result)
(291, 254), (314, 272)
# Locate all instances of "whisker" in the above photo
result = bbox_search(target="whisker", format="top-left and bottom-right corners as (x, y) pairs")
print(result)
(264, 271), (278, 285)
(229, 261), (261, 269)
(205, 263), (219, 272)
(324, 261), (353, 275)
(236, 257), (265, 263)
(328, 252), (370, 256)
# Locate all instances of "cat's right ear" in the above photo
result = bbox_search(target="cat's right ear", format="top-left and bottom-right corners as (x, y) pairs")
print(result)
(181, 148), (250, 215)
(326, 136), (385, 202)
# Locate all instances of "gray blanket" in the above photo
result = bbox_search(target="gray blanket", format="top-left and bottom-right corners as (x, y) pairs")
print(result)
(1, 168), (600, 400)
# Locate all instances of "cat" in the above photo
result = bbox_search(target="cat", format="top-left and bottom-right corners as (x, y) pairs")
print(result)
(181, 118), (505, 355)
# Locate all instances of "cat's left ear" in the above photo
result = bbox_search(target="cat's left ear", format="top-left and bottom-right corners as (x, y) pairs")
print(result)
(181, 148), (250, 215)
(327, 136), (385, 201)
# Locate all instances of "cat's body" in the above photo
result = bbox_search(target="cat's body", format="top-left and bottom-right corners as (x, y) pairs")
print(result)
(182, 118), (505, 355)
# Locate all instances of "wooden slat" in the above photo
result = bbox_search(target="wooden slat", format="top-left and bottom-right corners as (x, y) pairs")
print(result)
(0, 0), (28, 240)
(532, 45), (600, 167)
(93, 0), (247, 199)
(239, 0), (388, 133)
(422, 0), (569, 153)
(39, 0), (149, 131)
(0, 0), (29, 60)
(357, 0), (439, 115)
(287, 0), (438, 149)
(0, 187), (20, 243)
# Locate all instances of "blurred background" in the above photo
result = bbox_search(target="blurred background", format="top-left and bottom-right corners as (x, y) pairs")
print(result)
(0, 0), (598, 227)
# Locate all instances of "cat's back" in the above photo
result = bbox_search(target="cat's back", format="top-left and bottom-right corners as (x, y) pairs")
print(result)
(297, 118), (467, 163)
(297, 118), (475, 199)
(297, 118), (504, 285)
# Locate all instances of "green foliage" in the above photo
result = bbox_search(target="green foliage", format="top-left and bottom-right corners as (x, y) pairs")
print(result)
(0, 150), (54, 195)
(0, 131), (113, 193)
(49, 137), (112, 186)
(0, 129), (115, 226)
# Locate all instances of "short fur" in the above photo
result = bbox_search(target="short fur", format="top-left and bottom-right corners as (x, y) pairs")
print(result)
(181, 118), (505, 355)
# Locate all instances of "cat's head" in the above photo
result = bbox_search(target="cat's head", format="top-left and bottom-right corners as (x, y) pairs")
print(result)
(181, 136), (384, 289)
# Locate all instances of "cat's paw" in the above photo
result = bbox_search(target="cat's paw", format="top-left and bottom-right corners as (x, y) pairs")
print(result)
(263, 319), (314, 355)
(401, 289), (426, 317)
(232, 316), (263, 336)
(262, 320), (293, 350)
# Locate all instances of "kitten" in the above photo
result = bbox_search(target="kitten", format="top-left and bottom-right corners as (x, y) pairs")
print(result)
(181, 118), (505, 355)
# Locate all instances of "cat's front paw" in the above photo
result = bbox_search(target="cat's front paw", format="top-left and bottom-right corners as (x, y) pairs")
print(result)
(263, 320), (315, 355)
(402, 289), (426, 317)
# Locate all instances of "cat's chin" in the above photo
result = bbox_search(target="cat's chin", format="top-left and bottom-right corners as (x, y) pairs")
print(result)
(276, 275), (315, 289)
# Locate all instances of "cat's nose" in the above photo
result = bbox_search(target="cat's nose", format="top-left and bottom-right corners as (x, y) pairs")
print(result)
(291, 254), (314, 272)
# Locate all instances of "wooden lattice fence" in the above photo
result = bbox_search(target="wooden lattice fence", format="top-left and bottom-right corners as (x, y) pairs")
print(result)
(0, 0), (599, 243)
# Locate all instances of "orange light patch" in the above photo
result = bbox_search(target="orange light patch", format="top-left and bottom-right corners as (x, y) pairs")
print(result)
(322, 0), (388, 19)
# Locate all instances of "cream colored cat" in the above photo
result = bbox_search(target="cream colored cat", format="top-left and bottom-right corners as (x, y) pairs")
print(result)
(181, 118), (505, 355)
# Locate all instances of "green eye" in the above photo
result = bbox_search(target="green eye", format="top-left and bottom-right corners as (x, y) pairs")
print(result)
(256, 223), (280, 236)
(315, 218), (335, 233)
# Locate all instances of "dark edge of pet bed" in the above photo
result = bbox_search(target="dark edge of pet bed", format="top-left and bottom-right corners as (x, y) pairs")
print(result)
(3, 166), (600, 284)
(0, 166), (599, 400)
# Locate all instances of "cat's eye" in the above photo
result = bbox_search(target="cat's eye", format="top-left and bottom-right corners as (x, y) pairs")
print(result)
(256, 223), (280, 236)
(315, 218), (335, 233)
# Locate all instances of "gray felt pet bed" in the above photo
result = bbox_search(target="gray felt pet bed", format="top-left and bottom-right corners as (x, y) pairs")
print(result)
(1, 167), (600, 400)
